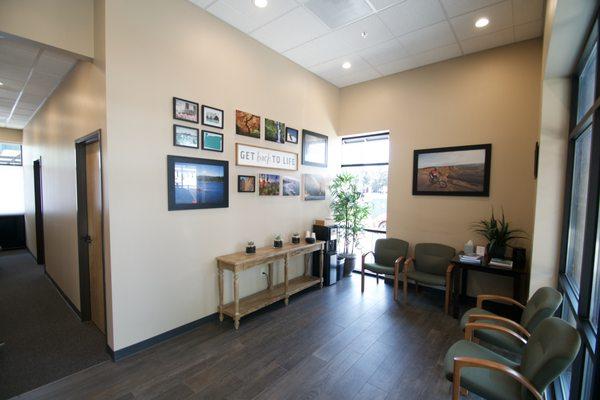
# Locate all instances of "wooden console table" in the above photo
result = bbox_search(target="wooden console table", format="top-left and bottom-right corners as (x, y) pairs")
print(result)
(216, 241), (325, 329)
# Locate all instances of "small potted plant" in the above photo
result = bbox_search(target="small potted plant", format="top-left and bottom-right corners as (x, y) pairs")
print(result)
(273, 234), (283, 248)
(292, 233), (300, 244)
(472, 208), (526, 259)
(246, 241), (256, 254)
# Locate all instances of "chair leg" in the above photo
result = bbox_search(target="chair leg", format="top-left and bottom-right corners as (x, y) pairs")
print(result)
(415, 282), (419, 293)
(403, 277), (408, 303)
(445, 280), (451, 315)
(394, 269), (398, 301)
(361, 266), (365, 293)
(376, 274), (379, 284)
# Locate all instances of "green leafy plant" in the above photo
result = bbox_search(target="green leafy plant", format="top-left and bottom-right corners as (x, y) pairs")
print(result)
(274, 234), (282, 241)
(329, 173), (371, 256)
(472, 209), (526, 254)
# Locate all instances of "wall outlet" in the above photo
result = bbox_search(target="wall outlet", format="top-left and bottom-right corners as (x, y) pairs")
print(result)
(259, 266), (267, 277)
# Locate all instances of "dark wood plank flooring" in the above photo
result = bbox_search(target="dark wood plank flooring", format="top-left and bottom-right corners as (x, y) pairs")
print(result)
(16, 274), (467, 400)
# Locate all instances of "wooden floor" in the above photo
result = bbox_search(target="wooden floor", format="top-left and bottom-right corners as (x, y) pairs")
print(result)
(17, 274), (466, 400)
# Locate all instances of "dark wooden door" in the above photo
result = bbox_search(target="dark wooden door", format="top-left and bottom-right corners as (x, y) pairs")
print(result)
(33, 159), (45, 265)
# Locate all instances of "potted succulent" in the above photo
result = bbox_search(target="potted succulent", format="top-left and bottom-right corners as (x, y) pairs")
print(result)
(472, 209), (526, 259)
(330, 173), (371, 276)
(292, 233), (301, 244)
(246, 241), (256, 254)
(273, 234), (283, 248)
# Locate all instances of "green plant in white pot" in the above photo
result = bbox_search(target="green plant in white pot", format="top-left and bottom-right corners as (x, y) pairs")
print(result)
(472, 208), (527, 258)
(330, 173), (371, 276)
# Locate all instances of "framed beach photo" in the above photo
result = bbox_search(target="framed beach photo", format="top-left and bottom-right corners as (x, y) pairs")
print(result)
(173, 97), (199, 123)
(173, 125), (199, 148)
(202, 130), (224, 152)
(302, 130), (328, 168)
(412, 144), (492, 196)
(236, 110), (261, 138)
(167, 156), (229, 210)
(202, 105), (224, 129)
(259, 173), (280, 196)
(265, 119), (286, 144)
(286, 127), (299, 144)
(282, 176), (300, 196)
(238, 175), (256, 193)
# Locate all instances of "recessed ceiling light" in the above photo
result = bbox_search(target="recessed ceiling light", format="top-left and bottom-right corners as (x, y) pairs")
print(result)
(342, 62), (352, 69)
(254, 0), (268, 8)
(0, 82), (3, 86)
(361, 31), (368, 39)
(475, 17), (490, 28)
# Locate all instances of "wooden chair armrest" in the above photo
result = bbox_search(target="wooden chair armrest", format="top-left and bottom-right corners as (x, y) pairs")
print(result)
(467, 314), (530, 339)
(477, 294), (526, 310)
(464, 322), (527, 345)
(445, 263), (454, 279)
(452, 357), (542, 400)
(362, 251), (374, 264)
(394, 256), (405, 268)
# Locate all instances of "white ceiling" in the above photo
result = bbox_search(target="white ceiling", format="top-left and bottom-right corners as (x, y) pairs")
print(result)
(190, 0), (545, 87)
(0, 36), (78, 129)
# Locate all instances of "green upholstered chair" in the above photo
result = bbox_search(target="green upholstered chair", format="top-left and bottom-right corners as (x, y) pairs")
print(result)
(403, 243), (456, 314)
(459, 287), (562, 354)
(361, 238), (409, 301)
(444, 317), (580, 400)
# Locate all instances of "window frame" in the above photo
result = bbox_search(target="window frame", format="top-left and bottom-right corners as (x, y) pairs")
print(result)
(0, 143), (23, 167)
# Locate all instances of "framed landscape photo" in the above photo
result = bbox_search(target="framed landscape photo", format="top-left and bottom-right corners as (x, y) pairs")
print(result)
(173, 125), (199, 149)
(302, 130), (328, 168)
(303, 173), (327, 200)
(238, 175), (256, 193)
(202, 105), (224, 129)
(282, 176), (300, 196)
(259, 173), (280, 196)
(167, 156), (229, 210)
(202, 130), (224, 152)
(265, 119), (286, 144)
(286, 127), (298, 144)
(173, 97), (199, 123)
(412, 144), (492, 196)
(236, 110), (261, 138)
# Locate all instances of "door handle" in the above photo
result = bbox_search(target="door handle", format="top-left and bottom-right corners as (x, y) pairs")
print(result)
(83, 235), (92, 244)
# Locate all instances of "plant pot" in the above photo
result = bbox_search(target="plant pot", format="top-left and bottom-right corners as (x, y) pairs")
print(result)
(305, 237), (316, 244)
(274, 240), (283, 248)
(488, 245), (506, 259)
(292, 237), (300, 244)
(343, 254), (356, 277)
(246, 246), (256, 254)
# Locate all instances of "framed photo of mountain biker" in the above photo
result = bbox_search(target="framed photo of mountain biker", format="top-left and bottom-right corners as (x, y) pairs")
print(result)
(412, 144), (491, 196)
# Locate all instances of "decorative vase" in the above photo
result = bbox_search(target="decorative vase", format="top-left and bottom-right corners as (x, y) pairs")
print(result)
(292, 236), (300, 244)
(246, 245), (256, 254)
(274, 240), (283, 248)
(343, 254), (356, 277)
(488, 244), (506, 259)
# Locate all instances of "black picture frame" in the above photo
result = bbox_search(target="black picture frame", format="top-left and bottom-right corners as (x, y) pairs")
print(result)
(237, 175), (256, 193)
(286, 127), (299, 144)
(173, 97), (199, 123)
(201, 130), (224, 152)
(301, 130), (328, 168)
(412, 143), (492, 197)
(167, 155), (229, 210)
(173, 124), (199, 149)
(202, 105), (224, 129)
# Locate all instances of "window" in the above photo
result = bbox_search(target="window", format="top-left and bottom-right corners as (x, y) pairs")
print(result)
(0, 143), (25, 215)
(577, 44), (597, 122)
(0, 143), (22, 166)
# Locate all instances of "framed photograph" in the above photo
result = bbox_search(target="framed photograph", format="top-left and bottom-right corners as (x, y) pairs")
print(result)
(167, 156), (228, 210)
(236, 110), (260, 138)
(259, 173), (280, 196)
(265, 118), (286, 144)
(282, 176), (300, 196)
(202, 130), (223, 152)
(202, 105), (224, 129)
(302, 130), (328, 168)
(412, 144), (492, 196)
(173, 125), (199, 148)
(303, 173), (327, 200)
(286, 127), (299, 144)
(173, 97), (199, 123)
(238, 175), (256, 193)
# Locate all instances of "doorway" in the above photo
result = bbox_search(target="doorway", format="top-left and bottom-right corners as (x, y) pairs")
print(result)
(33, 159), (45, 265)
(75, 131), (106, 335)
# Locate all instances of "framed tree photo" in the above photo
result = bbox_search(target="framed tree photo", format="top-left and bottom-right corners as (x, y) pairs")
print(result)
(412, 144), (492, 196)
(238, 175), (256, 193)
(301, 130), (328, 168)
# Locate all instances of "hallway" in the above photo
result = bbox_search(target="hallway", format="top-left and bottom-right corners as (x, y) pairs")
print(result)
(0, 250), (108, 399)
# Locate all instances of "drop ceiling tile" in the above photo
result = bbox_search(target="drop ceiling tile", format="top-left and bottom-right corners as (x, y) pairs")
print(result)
(512, 0), (544, 25)
(514, 19), (543, 41)
(206, 0), (297, 33)
(356, 38), (408, 66)
(251, 7), (329, 52)
(37, 51), (77, 77)
(188, 0), (214, 8)
(304, 0), (373, 29)
(439, 0), (504, 18)
(397, 21), (457, 55)
(450, 1), (513, 40)
(375, 43), (461, 75)
(368, 0), (406, 11)
(460, 27), (515, 54)
(0, 41), (39, 68)
(378, 0), (445, 37)
(283, 33), (354, 67)
(310, 54), (371, 77)
(334, 15), (394, 52)
(329, 66), (382, 87)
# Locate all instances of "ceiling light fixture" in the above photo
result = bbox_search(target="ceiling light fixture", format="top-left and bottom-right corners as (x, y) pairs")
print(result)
(475, 17), (490, 28)
(254, 0), (268, 8)
(342, 62), (352, 69)
(0, 82), (3, 86)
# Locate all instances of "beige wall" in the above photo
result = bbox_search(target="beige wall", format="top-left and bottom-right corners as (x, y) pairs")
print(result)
(0, 127), (23, 143)
(339, 40), (542, 296)
(0, 0), (94, 58)
(103, 0), (339, 350)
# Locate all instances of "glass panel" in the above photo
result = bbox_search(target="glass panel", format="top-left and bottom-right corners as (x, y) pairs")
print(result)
(0, 166), (25, 215)
(0, 143), (22, 166)
(560, 301), (577, 398)
(340, 165), (388, 230)
(581, 350), (594, 400)
(566, 127), (593, 292)
(577, 44), (597, 122)
(592, 199), (600, 331)
(341, 134), (389, 165)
